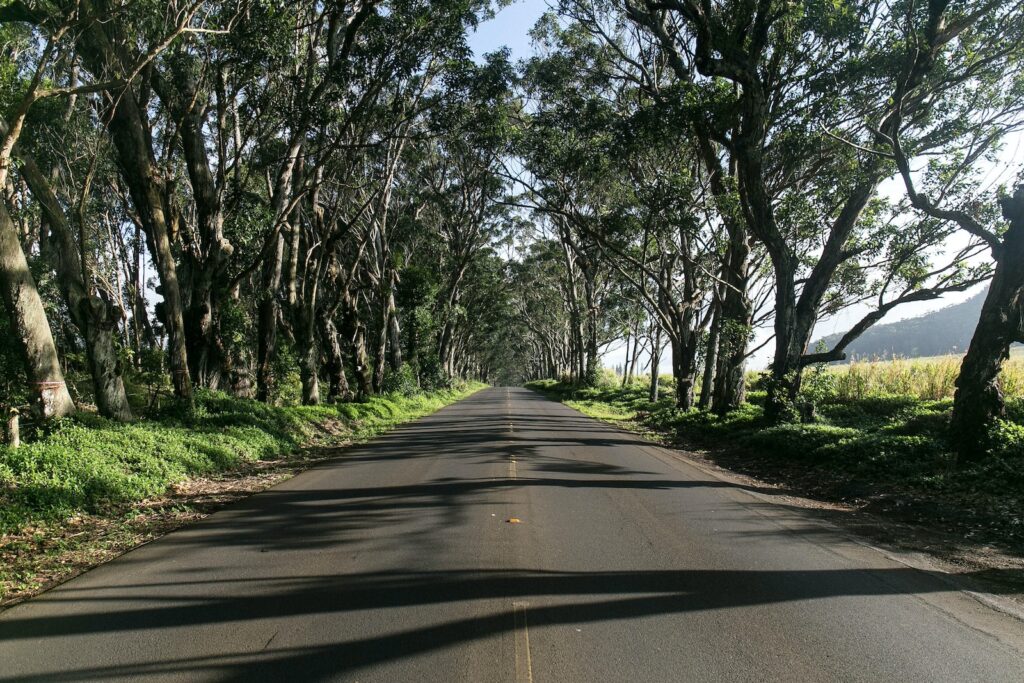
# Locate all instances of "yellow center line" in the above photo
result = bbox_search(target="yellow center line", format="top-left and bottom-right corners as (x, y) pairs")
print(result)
(512, 601), (533, 683)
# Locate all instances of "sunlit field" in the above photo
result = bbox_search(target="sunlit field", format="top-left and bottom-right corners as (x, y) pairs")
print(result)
(818, 353), (1024, 402)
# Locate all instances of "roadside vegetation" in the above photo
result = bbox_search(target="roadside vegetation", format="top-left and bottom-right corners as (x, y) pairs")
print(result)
(0, 0), (1023, 598)
(528, 355), (1024, 552)
(510, 0), (1024, 477)
(1, 380), (482, 606)
(0, 1), (515, 603)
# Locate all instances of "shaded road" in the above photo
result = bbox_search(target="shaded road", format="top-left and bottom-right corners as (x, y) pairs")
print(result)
(2, 387), (1023, 681)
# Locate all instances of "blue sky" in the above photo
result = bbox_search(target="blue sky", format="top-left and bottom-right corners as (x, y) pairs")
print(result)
(468, 0), (548, 62)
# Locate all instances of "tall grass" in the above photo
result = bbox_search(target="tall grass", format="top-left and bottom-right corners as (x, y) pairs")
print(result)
(824, 355), (1024, 402)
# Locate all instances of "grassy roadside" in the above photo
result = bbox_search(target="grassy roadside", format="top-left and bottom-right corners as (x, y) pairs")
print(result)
(0, 383), (483, 606)
(526, 378), (1024, 558)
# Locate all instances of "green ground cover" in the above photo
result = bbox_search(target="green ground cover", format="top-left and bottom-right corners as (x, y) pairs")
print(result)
(527, 367), (1024, 551)
(0, 384), (482, 536)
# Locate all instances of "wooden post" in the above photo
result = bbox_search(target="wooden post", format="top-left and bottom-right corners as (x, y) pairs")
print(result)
(7, 408), (19, 449)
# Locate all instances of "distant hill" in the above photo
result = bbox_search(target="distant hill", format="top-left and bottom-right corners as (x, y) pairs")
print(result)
(813, 291), (1009, 361)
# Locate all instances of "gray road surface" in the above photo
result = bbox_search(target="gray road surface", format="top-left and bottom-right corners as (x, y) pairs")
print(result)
(2, 387), (1023, 681)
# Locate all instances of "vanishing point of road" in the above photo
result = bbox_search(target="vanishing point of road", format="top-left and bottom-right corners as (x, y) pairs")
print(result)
(2, 387), (1024, 681)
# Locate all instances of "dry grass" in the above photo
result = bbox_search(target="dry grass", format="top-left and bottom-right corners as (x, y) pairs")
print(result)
(825, 354), (1024, 401)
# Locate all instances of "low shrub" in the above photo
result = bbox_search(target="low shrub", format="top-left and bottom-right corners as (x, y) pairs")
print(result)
(381, 364), (420, 396)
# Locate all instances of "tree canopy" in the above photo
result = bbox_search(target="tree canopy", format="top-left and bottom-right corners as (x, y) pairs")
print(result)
(0, 0), (1020, 465)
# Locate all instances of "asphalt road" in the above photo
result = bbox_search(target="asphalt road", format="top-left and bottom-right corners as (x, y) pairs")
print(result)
(2, 386), (1024, 682)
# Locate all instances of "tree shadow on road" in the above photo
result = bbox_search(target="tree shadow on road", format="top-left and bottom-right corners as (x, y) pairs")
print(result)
(4, 388), (1019, 680)
(2, 564), (1020, 682)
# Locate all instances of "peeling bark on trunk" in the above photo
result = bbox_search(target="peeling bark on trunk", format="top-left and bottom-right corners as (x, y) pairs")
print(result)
(0, 200), (75, 419)
(951, 188), (1024, 464)
(19, 154), (131, 420)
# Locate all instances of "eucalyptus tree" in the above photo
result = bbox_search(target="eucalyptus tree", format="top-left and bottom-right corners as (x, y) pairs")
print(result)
(10, 118), (134, 420)
(518, 16), (725, 406)
(510, 239), (575, 380)
(515, 25), (631, 387)
(414, 54), (516, 381)
(546, 0), (755, 412)
(865, 0), (1024, 461)
(0, 12), (160, 418)
(623, 0), (999, 419)
(0, 188), (75, 418)
(0, 0), (229, 401)
(0, 54), (74, 419)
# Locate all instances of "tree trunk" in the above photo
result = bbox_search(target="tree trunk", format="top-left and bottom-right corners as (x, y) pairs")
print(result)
(713, 312), (751, 416)
(765, 257), (802, 420)
(670, 333), (698, 410)
(406, 306), (419, 376)
(320, 316), (351, 401)
(183, 275), (225, 390)
(128, 222), (154, 367)
(175, 87), (231, 392)
(699, 299), (721, 410)
(712, 236), (753, 414)
(341, 288), (373, 398)
(386, 284), (402, 372)
(670, 307), (700, 411)
(628, 329), (641, 383)
(649, 325), (662, 403)
(71, 15), (192, 401)
(102, 90), (192, 402)
(297, 305), (320, 406)
(372, 288), (388, 392)
(696, 135), (752, 415)
(620, 333), (631, 388)
(256, 232), (284, 402)
(18, 150), (131, 420)
(951, 187), (1024, 464)
(583, 272), (599, 386)
(0, 200), (75, 419)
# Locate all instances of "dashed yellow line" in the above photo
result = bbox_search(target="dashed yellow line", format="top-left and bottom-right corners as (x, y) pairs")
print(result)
(512, 601), (533, 683)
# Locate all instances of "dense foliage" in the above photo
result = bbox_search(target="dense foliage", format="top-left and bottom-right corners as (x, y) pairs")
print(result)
(507, 0), (1024, 466)
(0, 0), (1019, 470)
(0, 0), (527, 426)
